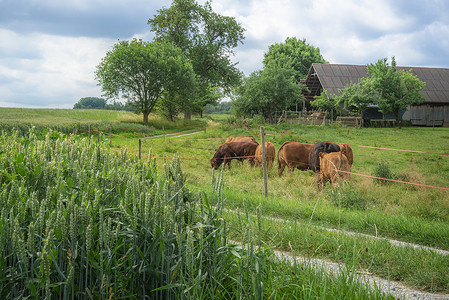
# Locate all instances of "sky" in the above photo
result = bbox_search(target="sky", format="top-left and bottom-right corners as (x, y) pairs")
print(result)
(1, 0), (449, 108)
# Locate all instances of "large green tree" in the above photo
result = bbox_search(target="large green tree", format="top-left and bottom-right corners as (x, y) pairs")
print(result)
(336, 77), (375, 126)
(148, 0), (245, 117)
(233, 58), (302, 122)
(367, 57), (425, 127)
(95, 39), (196, 124)
(263, 37), (328, 82)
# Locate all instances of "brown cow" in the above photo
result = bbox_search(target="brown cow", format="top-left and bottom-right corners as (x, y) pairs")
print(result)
(254, 142), (276, 168)
(319, 151), (351, 187)
(211, 141), (259, 170)
(277, 141), (314, 176)
(337, 143), (354, 166)
(225, 136), (258, 144)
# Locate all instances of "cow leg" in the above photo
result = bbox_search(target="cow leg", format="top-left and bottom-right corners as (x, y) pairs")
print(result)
(224, 159), (231, 170)
(331, 172), (339, 187)
(316, 172), (323, 189)
(278, 161), (286, 177)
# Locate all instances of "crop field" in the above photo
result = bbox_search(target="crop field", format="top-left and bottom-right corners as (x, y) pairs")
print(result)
(1, 108), (448, 298)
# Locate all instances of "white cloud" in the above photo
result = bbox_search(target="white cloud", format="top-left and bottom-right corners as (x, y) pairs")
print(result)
(0, 30), (114, 108)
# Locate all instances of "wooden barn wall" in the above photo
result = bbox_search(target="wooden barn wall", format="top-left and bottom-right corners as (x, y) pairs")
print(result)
(403, 104), (449, 126)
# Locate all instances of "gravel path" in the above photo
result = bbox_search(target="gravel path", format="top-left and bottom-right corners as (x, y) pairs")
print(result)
(273, 249), (449, 300)
(225, 208), (449, 256)
(225, 209), (449, 299)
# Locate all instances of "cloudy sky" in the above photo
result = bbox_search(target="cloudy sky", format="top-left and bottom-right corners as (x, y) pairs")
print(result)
(1, 0), (449, 108)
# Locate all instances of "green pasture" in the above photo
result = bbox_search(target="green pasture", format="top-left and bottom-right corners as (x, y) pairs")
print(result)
(1, 108), (449, 296)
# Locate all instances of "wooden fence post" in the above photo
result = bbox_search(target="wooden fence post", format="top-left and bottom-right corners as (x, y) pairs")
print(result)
(260, 126), (268, 197)
(88, 124), (92, 139)
(139, 139), (142, 160)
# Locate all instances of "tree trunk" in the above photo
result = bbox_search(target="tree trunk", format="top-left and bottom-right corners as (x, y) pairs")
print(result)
(143, 112), (150, 124)
(396, 111), (402, 129)
(360, 109), (364, 128)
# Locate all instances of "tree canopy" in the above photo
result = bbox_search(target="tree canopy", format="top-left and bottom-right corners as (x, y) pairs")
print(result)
(367, 57), (425, 127)
(148, 0), (245, 116)
(263, 37), (328, 82)
(233, 58), (302, 122)
(95, 39), (196, 124)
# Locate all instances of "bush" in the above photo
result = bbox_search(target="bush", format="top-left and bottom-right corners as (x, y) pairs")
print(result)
(324, 183), (367, 210)
(373, 161), (408, 184)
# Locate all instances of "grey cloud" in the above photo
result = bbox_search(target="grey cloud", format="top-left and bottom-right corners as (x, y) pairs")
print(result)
(0, 0), (171, 38)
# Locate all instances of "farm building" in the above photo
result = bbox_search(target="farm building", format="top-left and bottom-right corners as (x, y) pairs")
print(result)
(301, 63), (449, 126)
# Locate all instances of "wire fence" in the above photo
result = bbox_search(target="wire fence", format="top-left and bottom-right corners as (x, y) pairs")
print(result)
(75, 124), (449, 193)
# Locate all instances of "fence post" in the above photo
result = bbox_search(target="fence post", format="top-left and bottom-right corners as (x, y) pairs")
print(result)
(88, 124), (92, 139)
(139, 139), (142, 160)
(260, 126), (268, 197)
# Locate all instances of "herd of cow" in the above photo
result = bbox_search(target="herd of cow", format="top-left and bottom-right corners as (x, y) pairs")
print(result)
(210, 136), (353, 187)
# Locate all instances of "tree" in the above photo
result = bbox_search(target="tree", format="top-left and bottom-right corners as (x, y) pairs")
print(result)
(367, 57), (425, 128)
(95, 39), (196, 124)
(148, 0), (245, 117)
(73, 97), (106, 109)
(233, 58), (302, 122)
(310, 90), (341, 120)
(263, 37), (328, 82)
(336, 77), (375, 126)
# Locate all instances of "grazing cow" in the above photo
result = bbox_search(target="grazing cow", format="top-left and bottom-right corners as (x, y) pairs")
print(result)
(254, 142), (276, 168)
(309, 142), (341, 173)
(211, 141), (258, 170)
(337, 143), (354, 166)
(319, 151), (351, 187)
(225, 136), (258, 144)
(277, 141), (314, 176)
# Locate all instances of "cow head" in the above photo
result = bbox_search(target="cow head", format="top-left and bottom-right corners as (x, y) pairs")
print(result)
(210, 158), (222, 169)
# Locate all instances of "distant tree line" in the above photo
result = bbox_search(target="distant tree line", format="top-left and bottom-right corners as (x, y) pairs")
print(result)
(73, 97), (133, 111)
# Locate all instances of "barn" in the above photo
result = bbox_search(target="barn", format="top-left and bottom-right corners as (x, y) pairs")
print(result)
(302, 63), (449, 126)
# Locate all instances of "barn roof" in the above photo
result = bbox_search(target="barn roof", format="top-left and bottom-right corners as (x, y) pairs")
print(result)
(303, 63), (449, 104)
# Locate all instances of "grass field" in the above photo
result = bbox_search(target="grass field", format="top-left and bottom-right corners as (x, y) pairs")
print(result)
(1, 108), (448, 297)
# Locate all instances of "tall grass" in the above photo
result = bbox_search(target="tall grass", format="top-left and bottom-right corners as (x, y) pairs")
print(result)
(0, 129), (391, 299)
(0, 129), (246, 298)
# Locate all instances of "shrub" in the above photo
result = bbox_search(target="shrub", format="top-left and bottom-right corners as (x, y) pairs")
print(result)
(373, 161), (408, 184)
(325, 183), (367, 210)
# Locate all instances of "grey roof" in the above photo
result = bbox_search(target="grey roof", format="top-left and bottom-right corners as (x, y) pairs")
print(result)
(304, 63), (449, 104)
